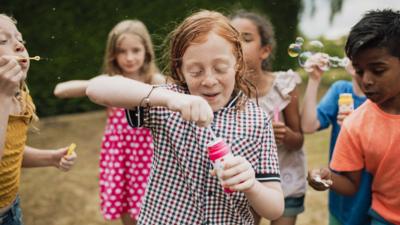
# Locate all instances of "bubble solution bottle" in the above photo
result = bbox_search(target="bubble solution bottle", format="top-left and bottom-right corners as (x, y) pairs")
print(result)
(207, 138), (234, 193)
(338, 93), (354, 115)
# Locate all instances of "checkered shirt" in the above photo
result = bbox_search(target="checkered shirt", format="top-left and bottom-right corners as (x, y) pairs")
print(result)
(126, 84), (280, 225)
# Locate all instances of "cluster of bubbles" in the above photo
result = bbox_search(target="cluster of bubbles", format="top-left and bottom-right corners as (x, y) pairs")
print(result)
(288, 37), (348, 71)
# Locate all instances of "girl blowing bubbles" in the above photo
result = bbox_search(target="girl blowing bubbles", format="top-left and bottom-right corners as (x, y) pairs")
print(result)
(0, 14), (76, 224)
(54, 20), (164, 224)
(86, 10), (284, 225)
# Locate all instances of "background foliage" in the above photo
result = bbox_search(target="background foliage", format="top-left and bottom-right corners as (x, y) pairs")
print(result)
(2, 0), (307, 116)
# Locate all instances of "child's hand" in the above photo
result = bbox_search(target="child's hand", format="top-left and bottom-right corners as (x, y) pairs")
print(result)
(52, 146), (77, 172)
(336, 112), (350, 126)
(272, 121), (287, 144)
(307, 168), (332, 191)
(217, 156), (256, 192)
(167, 93), (213, 127)
(304, 53), (329, 80)
(0, 56), (24, 98)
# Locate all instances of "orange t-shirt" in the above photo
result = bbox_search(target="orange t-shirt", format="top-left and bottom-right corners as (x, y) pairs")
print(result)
(330, 100), (400, 224)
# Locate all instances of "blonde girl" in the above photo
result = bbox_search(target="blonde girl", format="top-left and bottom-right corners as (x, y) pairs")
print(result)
(54, 20), (164, 225)
(0, 14), (76, 225)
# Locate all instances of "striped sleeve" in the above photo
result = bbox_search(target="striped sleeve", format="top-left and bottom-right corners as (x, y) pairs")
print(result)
(256, 117), (280, 182)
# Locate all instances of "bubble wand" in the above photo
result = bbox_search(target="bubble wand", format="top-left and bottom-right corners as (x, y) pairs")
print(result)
(15, 56), (41, 61)
(273, 105), (280, 122)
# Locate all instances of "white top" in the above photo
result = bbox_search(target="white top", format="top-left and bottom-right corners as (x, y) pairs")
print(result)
(255, 69), (307, 198)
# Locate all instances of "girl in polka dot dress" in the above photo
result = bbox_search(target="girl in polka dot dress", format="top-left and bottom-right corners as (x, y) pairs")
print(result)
(54, 20), (165, 225)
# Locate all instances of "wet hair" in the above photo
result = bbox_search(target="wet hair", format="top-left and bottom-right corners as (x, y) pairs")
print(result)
(165, 10), (254, 108)
(0, 14), (38, 121)
(102, 20), (158, 83)
(229, 10), (276, 71)
(345, 9), (400, 60)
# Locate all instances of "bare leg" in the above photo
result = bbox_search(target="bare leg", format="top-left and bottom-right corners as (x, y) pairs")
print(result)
(121, 213), (137, 225)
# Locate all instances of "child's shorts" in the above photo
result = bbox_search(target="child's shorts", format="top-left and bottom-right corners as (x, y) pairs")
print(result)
(0, 197), (23, 225)
(282, 195), (305, 217)
(369, 208), (394, 225)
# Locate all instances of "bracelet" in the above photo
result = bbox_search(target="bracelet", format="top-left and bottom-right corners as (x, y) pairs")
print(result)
(139, 86), (158, 107)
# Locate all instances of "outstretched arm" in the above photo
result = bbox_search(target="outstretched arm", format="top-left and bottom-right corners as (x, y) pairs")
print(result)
(54, 80), (90, 98)
(22, 145), (77, 171)
(308, 167), (361, 195)
(86, 75), (213, 127)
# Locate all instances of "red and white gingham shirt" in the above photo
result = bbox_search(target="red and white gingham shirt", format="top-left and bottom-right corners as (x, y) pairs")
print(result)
(126, 84), (280, 225)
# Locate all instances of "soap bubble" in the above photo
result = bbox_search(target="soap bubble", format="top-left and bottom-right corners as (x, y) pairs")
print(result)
(308, 40), (324, 52)
(298, 52), (313, 67)
(295, 37), (304, 45)
(288, 43), (302, 57)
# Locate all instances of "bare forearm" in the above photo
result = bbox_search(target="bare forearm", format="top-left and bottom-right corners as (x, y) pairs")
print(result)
(282, 127), (304, 150)
(301, 79), (321, 133)
(330, 172), (359, 195)
(245, 181), (284, 220)
(86, 76), (175, 109)
(22, 146), (58, 168)
(54, 80), (89, 98)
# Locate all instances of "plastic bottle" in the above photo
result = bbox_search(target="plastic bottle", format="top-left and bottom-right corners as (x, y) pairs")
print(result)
(338, 93), (354, 115)
(207, 138), (234, 193)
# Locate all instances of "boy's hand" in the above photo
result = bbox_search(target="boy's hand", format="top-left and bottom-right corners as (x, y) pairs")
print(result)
(307, 168), (332, 191)
(0, 56), (24, 98)
(217, 156), (256, 192)
(336, 112), (350, 126)
(272, 121), (287, 144)
(167, 93), (213, 127)
(52, 146), (77, 172)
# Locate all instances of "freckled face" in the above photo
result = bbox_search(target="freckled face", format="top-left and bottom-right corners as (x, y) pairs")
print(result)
(181, 32), (237, 111)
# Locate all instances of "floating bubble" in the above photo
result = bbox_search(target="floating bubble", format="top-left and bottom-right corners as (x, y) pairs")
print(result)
(288, 43), (302, 58)
(52, 8), (56, 11)
(295, 37), (304, 45)
(308, 40), (324, 52)
(51, 35), (55, 39)
(288, 38), (348, 71)
(298, 51), (312, 67)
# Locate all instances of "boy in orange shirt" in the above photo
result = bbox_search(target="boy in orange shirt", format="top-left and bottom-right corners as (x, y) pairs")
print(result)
(308, 9), (400, 225)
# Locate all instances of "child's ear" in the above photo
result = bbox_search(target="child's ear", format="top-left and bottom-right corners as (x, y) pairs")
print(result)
(260, 45), (272, 60)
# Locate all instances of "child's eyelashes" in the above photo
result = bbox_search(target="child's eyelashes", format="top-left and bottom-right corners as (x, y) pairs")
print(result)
(189, 70), (202, 77)
(241, 33), (253, 43)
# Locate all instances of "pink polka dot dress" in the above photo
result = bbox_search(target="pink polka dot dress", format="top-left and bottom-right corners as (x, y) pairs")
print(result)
(99, 107), (153, 220)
